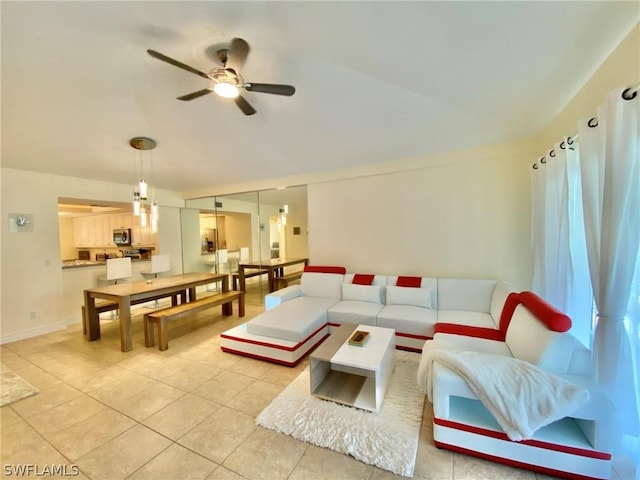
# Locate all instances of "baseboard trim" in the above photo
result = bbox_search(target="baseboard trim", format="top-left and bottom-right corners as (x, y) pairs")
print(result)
(1, 317), (80, 345)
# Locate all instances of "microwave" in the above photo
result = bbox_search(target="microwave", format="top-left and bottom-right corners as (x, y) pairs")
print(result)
(113, 228), (132, 246)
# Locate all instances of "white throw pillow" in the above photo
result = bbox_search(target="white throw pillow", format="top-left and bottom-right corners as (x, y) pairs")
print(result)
(386, 286), (432, 308)
(342, 283), (383, 304)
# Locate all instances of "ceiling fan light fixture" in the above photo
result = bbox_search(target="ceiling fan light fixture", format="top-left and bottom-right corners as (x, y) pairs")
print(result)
(213, 82), (240, 98)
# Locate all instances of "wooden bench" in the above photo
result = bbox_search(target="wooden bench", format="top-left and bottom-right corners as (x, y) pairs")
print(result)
(274, 271), (304, 290)
(144, 291), (245, 351)
(81, 300), (119, 336)
(232, 270), (268, 290)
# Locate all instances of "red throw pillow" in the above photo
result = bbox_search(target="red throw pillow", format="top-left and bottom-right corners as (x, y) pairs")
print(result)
(352, 274), (375, 285)
(396, 276), (422, 288)
(303, 265), (347, 274)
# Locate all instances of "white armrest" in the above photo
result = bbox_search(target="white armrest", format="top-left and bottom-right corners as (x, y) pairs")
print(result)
(265, 285), (302, 310)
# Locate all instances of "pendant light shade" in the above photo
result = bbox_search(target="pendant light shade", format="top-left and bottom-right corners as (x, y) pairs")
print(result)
(139, 179), (148, 200)
(133, 191), (141, 216)
(130, 137), (158, 231)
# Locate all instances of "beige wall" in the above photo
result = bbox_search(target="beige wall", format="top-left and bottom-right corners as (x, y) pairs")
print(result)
(535, 23), (640, 150)
(308, 140), (534, 288)
(0, 168), (184, 342)
(58, 216), (76, 261)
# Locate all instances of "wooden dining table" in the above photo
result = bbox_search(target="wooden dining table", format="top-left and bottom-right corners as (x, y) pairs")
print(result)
(84, 272), (228, 352)
(237, 257), (309, 293)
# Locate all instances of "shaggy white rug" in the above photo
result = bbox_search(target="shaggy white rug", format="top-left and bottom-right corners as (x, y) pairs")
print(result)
(256, 351), (425, 477)
(1, 364), (38, 407)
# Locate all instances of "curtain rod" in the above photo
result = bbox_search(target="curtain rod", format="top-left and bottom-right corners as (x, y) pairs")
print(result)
(532, 82), (639, 170)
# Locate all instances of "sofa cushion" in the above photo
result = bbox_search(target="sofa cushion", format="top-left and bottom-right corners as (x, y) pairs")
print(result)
(342, 283), (383, 304)
(300, 272), (345, 299)
(387, 277), (438, 305)
(327, 300), (382, 327)
(377, 305), (438, 338)
(437, 279), (496, 313)
(386, 285), (432, 308)
(437, 310), (497, 329)
(246, 296), (339, 342)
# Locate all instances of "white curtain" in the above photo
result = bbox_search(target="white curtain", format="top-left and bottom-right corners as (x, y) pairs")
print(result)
(578, 88), (640, 452)
(532, 86), (640, 469)
(531, 142), (592, 346)
(531, 144), (571, 310)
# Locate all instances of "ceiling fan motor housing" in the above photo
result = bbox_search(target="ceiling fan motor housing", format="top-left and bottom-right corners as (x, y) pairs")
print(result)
(209, 67), (243, 88)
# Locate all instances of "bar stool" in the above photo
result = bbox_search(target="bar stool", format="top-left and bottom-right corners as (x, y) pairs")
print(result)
(141, 254), (171, 308)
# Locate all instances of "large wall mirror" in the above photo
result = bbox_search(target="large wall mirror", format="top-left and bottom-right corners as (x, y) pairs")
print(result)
(182, 185), (308, 301)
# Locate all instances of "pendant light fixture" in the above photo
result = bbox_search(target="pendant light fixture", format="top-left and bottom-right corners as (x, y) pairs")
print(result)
(130, 136), (158, 232)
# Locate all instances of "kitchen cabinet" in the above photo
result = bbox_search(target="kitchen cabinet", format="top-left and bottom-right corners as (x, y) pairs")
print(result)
(73, 213), (140, 247)
(71, 213), (157, 247)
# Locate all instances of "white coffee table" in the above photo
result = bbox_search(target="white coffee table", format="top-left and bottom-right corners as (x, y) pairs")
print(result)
(309, 324), (395, 412)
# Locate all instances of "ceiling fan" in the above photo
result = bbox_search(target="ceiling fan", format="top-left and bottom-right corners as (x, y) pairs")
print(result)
(147, 37), (295, 116)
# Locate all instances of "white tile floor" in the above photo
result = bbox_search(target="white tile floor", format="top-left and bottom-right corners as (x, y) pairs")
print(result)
(0, 285), (628, 479)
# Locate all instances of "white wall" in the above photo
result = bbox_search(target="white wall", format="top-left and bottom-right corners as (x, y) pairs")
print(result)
(0, 168), (184, 343)
(308, 140), (533, 288)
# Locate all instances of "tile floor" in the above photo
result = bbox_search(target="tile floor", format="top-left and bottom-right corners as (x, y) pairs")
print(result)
(0, 284), (627, 479)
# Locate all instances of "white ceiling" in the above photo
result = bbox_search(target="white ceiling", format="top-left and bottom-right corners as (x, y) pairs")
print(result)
(2, 2), (638, 197)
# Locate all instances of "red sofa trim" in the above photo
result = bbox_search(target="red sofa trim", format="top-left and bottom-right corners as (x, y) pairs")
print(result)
(396, 276), (422, 287)
(434, 417), (611, 460)
(434, 441), (607, 480)
(498, 292), (522, 333)
(303, 265), (347, 274)
(518, 291), (572, 332)
(352, 273), (375, 285)
(433, 324), (505, 341)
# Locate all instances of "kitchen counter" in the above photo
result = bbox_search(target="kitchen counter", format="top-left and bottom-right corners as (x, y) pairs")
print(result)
(61, 258), (150, 270)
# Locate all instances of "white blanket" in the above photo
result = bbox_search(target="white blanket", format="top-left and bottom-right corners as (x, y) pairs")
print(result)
(417, 340), (589, 441)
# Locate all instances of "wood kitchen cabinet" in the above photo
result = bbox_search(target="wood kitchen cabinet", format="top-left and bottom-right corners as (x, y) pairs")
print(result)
(73, 213), (135, 247)
(72, 212), (156, 248)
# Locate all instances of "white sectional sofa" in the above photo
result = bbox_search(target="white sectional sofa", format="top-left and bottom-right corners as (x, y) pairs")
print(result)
(220, 266), (516, 364)
(420, 291), (613, 480)
(221, 265), (612, 479)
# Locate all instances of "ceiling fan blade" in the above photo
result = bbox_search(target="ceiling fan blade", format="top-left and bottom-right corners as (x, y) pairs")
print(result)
(225, 38), (250, 73)
(245, 83), (296, 96)
(234, 95), (257, 116)
(147, 49), (210, 80)
(177, 88), (212, 101)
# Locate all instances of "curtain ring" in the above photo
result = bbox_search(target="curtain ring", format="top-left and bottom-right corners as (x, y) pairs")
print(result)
(567, 137), (574, 145)
(588, 117), (598, 128)
(622, 88), (637, 101)
(560, 141), (566, 150)
(540, 157), (547, 164)
(550, 150), (556, 157)
(532, 163), (538, 170)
